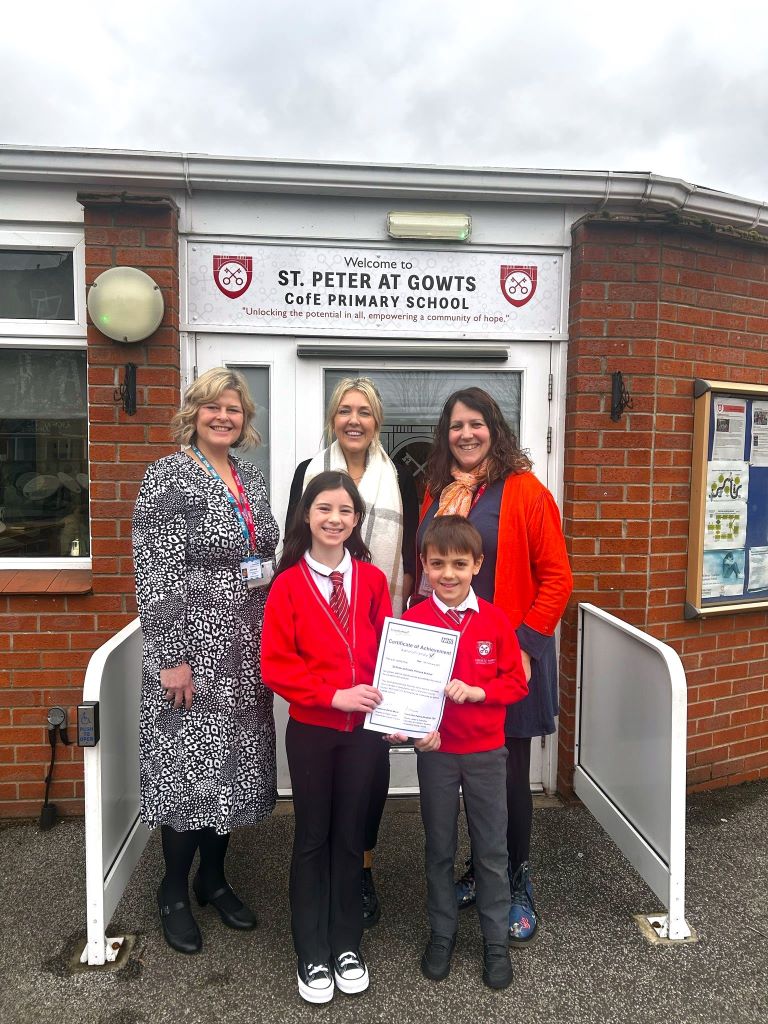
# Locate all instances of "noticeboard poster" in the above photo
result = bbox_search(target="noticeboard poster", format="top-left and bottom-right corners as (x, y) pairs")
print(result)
(686, 380), (768, 617)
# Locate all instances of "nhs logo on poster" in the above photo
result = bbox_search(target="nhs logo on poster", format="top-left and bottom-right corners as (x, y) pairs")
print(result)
(187, 243), (565, 340)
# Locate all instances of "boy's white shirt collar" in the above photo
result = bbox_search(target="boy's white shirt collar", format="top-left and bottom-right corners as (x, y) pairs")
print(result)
(432, 586), (479, 616)
(304, 547), (352, 577)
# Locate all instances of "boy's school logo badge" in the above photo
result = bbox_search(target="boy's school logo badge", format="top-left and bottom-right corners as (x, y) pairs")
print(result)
(477, 641), (493, 657)
(213, 255), (253, 299)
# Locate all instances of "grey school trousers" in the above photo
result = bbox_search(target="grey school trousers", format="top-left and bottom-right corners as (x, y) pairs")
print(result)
(416, 746), (509, 945)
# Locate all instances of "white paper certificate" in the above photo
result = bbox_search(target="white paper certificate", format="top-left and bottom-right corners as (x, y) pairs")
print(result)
(364, 617), (459, 738)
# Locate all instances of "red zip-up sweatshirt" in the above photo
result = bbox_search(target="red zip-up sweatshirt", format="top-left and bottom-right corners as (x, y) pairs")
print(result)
(261, 558), (392, 732)
(402, 595), (528, 754)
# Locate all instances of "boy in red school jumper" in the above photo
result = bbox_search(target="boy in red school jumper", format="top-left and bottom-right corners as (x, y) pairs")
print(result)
(395, 515), (528, 990)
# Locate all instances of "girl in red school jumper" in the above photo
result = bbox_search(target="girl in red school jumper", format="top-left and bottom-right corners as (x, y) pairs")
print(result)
(261, 470), (391, 1005)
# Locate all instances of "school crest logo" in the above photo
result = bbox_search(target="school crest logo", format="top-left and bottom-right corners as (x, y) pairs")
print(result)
(213, 255), (253, 299)
(477, 641), (493, 657)
(500, 265), (537, 308)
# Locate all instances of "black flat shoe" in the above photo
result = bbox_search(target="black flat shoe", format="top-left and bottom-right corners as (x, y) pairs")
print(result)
(192, 873), (257, 930)
(421, 932), (456, 981)
(156, 886), (202, 954)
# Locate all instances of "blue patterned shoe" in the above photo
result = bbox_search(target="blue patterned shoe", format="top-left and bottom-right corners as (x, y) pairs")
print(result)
(454, 858), (476, 909)
(508, 860), (538, 944)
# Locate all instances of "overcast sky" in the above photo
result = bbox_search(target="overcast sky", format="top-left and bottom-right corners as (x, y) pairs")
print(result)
(2, 1), (766, 202)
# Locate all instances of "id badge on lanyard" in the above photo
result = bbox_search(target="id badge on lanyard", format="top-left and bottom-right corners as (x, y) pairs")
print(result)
(240, 555), (275, 589)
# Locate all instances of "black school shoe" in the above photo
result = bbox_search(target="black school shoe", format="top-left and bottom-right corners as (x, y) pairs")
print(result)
(362, 867), (381, 928)
(156, 885), (202, 954)
(192, 872), (257, 930)
(482, 942), (513, 990)
(420, 932), (456, 981)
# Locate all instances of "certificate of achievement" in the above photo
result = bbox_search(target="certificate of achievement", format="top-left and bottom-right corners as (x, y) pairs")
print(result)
(364, 617), (459, 738)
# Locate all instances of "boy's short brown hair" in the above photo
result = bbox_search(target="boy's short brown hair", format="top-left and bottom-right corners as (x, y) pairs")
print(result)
(421, 515), (483, 561)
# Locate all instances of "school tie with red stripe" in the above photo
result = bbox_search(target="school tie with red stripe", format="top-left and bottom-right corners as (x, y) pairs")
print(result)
(445, 608), (463, 626)
(329, 571), (350, 632)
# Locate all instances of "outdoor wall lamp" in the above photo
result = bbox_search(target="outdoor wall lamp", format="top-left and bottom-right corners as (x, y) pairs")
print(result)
(386, 211), (471, 241)
(610, 370), (632, 421)
(87, 266), (164, 343)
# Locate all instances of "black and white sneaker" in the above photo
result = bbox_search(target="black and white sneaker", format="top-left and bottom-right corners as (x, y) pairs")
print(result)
(333, 949), (369, 994)
(297, 960), (334, 1004)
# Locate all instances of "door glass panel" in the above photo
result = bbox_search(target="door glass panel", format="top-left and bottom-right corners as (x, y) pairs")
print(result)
(323, 369), (521, 500)
(227, 365), (270, 495)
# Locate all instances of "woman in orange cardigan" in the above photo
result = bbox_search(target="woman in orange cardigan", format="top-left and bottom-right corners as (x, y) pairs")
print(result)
(417, 388), (572, 944)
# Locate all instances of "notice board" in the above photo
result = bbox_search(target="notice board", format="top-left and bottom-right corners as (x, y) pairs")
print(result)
(685, 378), (768, 618)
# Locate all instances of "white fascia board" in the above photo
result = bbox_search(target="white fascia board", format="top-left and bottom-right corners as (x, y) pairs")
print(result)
(0, 145), (766, 236)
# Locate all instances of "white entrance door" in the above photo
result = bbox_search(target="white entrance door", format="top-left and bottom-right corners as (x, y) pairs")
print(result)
(193, 335), (561, 794)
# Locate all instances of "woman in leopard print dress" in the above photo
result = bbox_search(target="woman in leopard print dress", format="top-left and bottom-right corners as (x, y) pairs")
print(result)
(132, 367), (278, 955)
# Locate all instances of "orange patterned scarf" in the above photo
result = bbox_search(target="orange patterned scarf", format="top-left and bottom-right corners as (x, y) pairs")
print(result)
(435, 461), (489, 518)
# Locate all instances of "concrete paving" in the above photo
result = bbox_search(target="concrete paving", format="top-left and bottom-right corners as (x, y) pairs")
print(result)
(0, 781), (766, 1024)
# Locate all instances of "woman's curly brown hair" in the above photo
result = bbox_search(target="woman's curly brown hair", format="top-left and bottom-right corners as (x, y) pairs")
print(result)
(425, 387), (532, 495)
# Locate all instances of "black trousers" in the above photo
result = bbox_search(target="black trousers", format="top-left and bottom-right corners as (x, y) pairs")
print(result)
(364, 738), (391, 851)
(286, 718), (380, 964)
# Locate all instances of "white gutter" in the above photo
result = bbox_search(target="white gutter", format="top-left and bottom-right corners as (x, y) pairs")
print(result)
(0, 144), (766, 237)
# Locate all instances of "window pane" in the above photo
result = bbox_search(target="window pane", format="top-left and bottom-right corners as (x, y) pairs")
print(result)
(0, 350), (89, 558)
(0, 250), (75, 320)
(226, 365), (270, 497)
(323, 369), (522, 501)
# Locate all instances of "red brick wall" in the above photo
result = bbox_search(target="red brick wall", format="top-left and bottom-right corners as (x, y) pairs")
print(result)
(0, 197), (180, 818)
(559, 218), (768, 796)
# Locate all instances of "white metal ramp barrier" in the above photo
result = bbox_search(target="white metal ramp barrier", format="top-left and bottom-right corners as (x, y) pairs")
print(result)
(574, 602), (692, 941)
(81, 617), (149, 965)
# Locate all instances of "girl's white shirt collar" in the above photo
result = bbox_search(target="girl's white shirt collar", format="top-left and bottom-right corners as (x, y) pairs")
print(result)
(304, 548), (352, 603)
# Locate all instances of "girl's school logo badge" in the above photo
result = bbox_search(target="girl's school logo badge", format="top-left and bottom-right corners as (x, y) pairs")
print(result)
(476, 641), (493, 657)
(213, 255), (253, 299)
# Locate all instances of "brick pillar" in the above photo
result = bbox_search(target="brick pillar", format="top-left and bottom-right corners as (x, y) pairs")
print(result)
(559, 218), (768, 797)
(80, 194), (181, 620)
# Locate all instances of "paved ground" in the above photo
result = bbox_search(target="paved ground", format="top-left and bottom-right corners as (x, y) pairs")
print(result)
(0, 780), (766, 1024)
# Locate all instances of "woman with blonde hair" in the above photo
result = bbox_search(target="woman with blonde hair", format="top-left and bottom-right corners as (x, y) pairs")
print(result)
(285, 376), (418, 926)
(133, 367), (279, 955)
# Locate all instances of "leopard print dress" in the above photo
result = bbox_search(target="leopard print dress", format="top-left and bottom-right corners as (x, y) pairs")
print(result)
(132, 451), (278, 834)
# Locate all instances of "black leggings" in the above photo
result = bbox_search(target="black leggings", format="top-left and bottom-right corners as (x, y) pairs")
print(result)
(160, 824), (230, 900)
(505, 736), (533, 868)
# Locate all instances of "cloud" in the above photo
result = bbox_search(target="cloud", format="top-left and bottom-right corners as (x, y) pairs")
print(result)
(0, 0), (765, 202)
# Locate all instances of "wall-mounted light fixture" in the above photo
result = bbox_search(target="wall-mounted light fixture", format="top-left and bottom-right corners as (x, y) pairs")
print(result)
(610, 370), (632, 421)
(87, 266), (164, 343)
(386, 211), (471, 241)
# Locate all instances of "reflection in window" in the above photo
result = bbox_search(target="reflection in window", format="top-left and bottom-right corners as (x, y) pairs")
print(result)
(0, 250), (75, 320)
(0, 350), (89, 558)
(323, 369), (522, 501)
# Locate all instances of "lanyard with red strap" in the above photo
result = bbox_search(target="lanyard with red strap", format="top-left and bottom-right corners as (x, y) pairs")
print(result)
(191, 446), (257, 553)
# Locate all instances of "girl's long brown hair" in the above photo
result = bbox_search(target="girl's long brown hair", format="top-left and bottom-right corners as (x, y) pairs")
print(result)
(424, 387), (532, 496)
(275, 471), (371, 579)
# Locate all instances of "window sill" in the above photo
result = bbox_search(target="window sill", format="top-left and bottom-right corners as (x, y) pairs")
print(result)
(0, 568), (93, 594)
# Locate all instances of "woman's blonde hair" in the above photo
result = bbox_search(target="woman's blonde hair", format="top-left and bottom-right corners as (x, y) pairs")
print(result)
(324, 376), (383, 446)
(170, 367), (261, 449)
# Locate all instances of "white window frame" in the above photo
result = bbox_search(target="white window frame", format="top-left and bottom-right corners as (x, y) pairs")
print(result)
(0, 226), (90, 568)
(0, 228), (86, 337)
